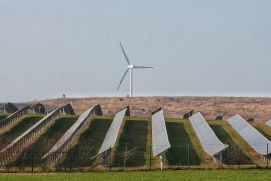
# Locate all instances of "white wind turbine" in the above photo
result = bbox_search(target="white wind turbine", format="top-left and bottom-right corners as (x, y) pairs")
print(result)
(117, 42), (153, 97)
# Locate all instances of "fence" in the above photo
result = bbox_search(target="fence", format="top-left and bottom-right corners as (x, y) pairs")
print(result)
(0, 143), (270, 173)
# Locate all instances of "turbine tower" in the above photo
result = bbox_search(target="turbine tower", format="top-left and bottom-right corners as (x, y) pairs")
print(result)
(117, 42), (153, 97)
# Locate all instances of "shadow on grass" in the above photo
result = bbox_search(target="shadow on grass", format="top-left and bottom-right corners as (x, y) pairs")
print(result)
(113, 120), (148, 167)
(166, 122), (201, 166)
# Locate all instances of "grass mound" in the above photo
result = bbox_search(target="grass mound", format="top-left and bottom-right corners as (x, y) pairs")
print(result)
(113, 119), (148, 167)
(166, 121), (201, 166)
(209, 122), (253, 165)
(61, 118), (112, 168)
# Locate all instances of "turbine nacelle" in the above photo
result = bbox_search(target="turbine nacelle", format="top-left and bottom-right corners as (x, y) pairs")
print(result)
(128, 65), (134, 69)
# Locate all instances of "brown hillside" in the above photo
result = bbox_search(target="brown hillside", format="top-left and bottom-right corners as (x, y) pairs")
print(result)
(33, 96), (271, 123)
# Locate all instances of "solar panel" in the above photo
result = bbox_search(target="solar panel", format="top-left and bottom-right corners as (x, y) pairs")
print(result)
(152, 108), (171, 157)
(228, 114), (271, 155)
(42, 105), (102, 159)
(98, 107), (129, 155)
(265, 120), (271, 127)
(189, 112), (228, 156)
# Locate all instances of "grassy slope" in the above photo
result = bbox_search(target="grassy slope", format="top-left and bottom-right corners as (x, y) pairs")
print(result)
(0, 115), (43, 150)
(209, 122), (253, 165)
(208, 120), (262, 165)
(165, 120), (201, 166)
(0, 114), (9, 120)
(61, 118), (112, 168)
(9, 116), (76, 166)
(174, 119), (215, 167)
(113, 119), (148, 168)
(252, 123), (271, 140)
(1, 170), (271, 181)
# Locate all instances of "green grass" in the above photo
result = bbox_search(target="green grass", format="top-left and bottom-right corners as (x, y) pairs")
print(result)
(0, 170), (270, 180)
(252, 123), (271, 140)
(0, 115), (43, 150)
(209, 123), (253, 165)
(0, 114), (9, 120)
(165, 121), (201, 166)
(9, 116), (76, 166)
(113, 119), (148, 167)
(61, 118), (112, 168)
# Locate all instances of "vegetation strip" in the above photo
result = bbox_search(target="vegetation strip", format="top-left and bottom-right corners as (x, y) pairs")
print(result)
(0, 170), (270, 181)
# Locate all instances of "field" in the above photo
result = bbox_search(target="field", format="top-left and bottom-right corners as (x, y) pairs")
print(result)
(0, 170), (270, 181)
(34, 96), (271, 122)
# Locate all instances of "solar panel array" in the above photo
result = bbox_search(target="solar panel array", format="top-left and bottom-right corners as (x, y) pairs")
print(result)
(152, 108), (171, 157)
(42, 105), (102, 160)
(228, 114), (271, 155)
(189, 112), (228, 156)
(0, 104), (74, 154)
(0, 104), (75, 165)
(98, 107), (129, 155)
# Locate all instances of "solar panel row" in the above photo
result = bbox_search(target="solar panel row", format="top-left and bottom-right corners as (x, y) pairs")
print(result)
(228, 114), (271, 155)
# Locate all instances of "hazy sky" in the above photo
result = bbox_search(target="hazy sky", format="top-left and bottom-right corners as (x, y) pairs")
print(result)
(0, 0), (271, 102)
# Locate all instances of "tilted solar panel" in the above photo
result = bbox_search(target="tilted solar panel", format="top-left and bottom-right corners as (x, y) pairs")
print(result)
(228, 114), (271, 155)
(189, 112), (228, 156)
(98, 107), (129, 155)
(152, 108), (171, 157)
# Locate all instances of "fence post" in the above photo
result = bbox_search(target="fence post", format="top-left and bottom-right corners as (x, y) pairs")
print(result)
(69, 151), (72, 172)
(31, 150), (34, 173)
(149, 146), (152, 171)
(109, 146), (112, 172)
(188, 144), (190, 168)
(267, 143), (269, 168)
(228, 144), (230, 168)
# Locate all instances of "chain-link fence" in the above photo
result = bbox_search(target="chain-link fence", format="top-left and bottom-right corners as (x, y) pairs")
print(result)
(0, 143), (270, 173)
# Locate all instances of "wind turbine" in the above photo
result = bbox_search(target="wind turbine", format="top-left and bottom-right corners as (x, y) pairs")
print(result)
(117, 42), (153, 97)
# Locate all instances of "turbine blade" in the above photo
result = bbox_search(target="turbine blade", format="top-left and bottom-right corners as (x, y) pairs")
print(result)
(134, 65), (154, 69)
(120, 42), (131, 65)
(117, 69), (129, 91)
